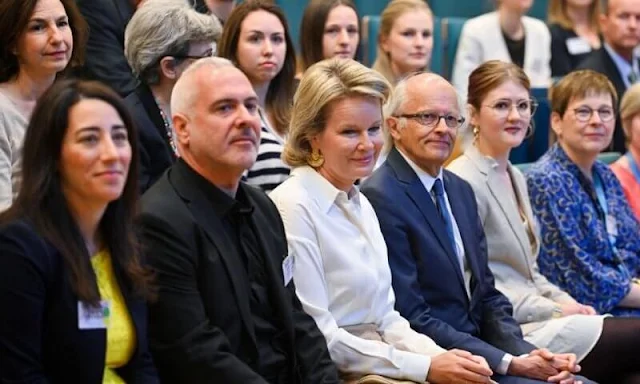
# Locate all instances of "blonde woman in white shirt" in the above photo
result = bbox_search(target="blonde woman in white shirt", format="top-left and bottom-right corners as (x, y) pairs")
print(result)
(270, 58), (493, 384)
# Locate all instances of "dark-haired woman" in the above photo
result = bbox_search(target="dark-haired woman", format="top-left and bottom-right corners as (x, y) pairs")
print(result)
(0, 79), (158, 383)
(0, 0), (87, 210)
(298, 0), (360, 75)
(218, 0), (296, 192)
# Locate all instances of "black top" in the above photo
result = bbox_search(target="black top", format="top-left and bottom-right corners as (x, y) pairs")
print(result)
(140, 159), (340, 383)
(502, 29), (526, 69)
(549, 23), (599, 78)
(203, 172), (291, 382)
(74, 0), (137, 97)
(124, 83), (176, 192)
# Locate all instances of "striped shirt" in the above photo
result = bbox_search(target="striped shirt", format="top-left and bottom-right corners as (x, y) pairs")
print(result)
(245, 110), (290, 193)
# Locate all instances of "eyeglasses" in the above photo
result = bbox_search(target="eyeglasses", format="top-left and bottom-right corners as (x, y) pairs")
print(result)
(172, 52), (213, 61)
(393, 112), (465, 129)
(572, 106), (615, 123)
(482, 99), (538, 118)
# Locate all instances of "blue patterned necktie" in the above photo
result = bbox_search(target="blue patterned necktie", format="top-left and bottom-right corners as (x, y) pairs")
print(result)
(432, 179), (457, 255)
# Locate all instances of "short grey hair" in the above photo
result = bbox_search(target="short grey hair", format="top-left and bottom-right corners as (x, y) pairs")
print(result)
(124, 0), (222, 85)
(170, 57), (234, 117)
(382, 72), (467, 152)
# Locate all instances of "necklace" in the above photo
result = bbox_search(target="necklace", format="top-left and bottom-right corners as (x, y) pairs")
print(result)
(155, 99), (178, 157)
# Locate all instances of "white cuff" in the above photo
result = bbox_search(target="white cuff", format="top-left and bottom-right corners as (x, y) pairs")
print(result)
(496, 353), (513, 375)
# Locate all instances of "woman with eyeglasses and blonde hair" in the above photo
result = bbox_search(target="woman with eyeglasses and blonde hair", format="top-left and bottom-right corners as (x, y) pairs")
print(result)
(449, 60), (640, 384)
(611, 83), (640, 220)
(548, 0), (601, 78)
(372, 0), (434, 85)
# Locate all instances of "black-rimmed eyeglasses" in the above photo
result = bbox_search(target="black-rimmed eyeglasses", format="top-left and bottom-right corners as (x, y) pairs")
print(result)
(393, 112), (465, 129)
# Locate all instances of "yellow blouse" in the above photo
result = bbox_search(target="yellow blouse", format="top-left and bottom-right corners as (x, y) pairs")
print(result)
(91, 250), (136, 384)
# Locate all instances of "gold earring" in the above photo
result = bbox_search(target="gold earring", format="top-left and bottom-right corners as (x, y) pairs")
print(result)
(308, 148), (324, 168)
(472, 125), (479, 141)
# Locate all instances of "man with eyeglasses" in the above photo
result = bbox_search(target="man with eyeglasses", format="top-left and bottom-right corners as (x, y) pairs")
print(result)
(577, 0), (640, 152)
(361, 73), (589, 384)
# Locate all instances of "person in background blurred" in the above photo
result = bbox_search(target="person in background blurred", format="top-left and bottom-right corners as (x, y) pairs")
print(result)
(219, 0), (296, 192)
(194, 0), (236, 24)
(527, 70), (640, 318)
(452, 0), (551, 97)
(576, 0), (640, 153)
(75, 0), (137, 96)
(0, 79), (157, 383)
(450, 60), (640, 384)
(372, 0), (434, 85)
(611, 82), (640, 220)
(124, 0), (221, 192)
(548, 0), (601, 78)
(298, 0), (360, 76)
(0, 0), (86, 211)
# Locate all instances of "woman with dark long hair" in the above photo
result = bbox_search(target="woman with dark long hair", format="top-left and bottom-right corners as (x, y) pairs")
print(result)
(0, 79), (157, 383)
(218, 0), (296, 192)
(0, 0), (87, 210)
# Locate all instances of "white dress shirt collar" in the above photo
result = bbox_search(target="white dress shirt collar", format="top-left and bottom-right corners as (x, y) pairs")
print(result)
(289, 166), (360, 213)
(396, 148), (444, 192)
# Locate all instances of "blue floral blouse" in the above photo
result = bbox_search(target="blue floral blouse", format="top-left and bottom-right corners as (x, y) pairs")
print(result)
(526, 144), (640, 316)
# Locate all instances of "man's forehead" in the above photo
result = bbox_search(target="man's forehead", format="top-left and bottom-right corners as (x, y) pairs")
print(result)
(404, 78), (459, 112)
(198, 67), (257, 101)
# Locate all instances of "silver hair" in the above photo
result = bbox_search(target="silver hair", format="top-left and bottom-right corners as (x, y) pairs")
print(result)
(382, 72), (468, 153)
(170, 57), (234, 117)
(124, 0), (222, 85)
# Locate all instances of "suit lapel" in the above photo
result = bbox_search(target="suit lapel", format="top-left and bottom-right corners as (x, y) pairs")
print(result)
(170, 165), (257, 346)
(601, 48), (627, 97)
(486, 168), (532, 270)
(136, 84), (177, 160)
(387, 148), (466, 290)
(245, 195), (296, 345)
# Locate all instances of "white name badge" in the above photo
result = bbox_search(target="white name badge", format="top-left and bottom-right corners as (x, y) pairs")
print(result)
(78, 300), (110, 330)
(606, 214), (618, 237)
(566, 37), (592, 55)
(282, 254), (294, 286)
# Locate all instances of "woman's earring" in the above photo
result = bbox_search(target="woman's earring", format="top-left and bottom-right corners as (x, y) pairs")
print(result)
(472, 125), (480, 142)
(308, 148), (324, 168)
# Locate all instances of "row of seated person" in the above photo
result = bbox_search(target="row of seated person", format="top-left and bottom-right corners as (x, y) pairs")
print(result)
(6, 53), (640, 382)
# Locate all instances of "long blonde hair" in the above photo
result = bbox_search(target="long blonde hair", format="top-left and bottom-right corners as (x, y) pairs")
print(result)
(372, 0), (432, 85)
(547, 0), (600, 31)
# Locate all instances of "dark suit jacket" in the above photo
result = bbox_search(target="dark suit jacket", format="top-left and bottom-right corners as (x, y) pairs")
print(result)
(0, 219), (158, 383)
(577, 47), (627, 153)
(124, 84), (175, 192)
(360, 148), (535, 371)
(139, 160), (339, 384)
(75, 0), (137, 97)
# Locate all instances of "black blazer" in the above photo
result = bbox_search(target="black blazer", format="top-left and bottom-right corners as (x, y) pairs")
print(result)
(124, 84), (176, 192)
(577, 47), (627, 153)
(0, 219), (158, 383)
(75, 0), (137, 97)
(139, 160), (339, 384)
(361, 148), (535, 371)
(549, 23), (598, 77)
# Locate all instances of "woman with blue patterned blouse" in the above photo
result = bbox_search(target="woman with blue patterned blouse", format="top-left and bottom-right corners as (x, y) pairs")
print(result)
(527, 70), (640, 319)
